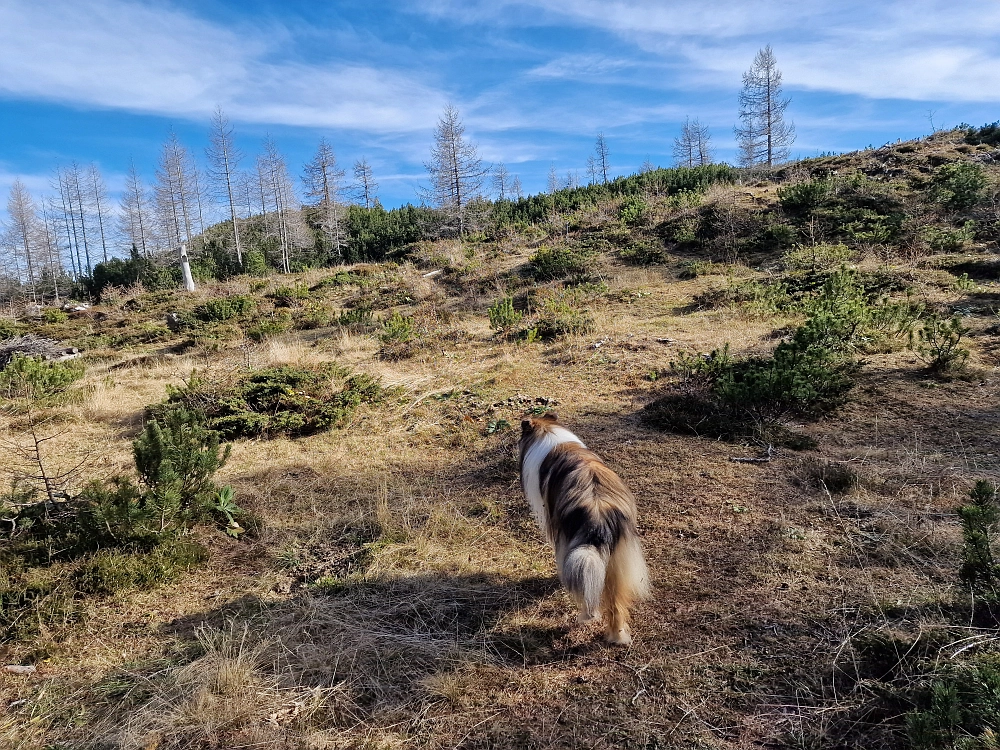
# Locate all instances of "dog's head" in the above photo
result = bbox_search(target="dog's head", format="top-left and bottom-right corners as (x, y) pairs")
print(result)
(521, 412), (559, 438)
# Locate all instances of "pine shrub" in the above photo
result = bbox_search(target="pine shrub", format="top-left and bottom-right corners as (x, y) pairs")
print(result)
(487, 296), (523, 335)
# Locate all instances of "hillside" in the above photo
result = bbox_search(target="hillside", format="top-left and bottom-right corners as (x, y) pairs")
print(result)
(3, 126), (1000, 749)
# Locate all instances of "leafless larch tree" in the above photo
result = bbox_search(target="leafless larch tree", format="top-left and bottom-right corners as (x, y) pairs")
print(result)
(735, 45), (795, 168)
(423, 105), (489, 236)
(673, 117), (715, 168)
(302, 138), (346, 262)
(206, 107), (245, 267)
(352, 158), (379, 209)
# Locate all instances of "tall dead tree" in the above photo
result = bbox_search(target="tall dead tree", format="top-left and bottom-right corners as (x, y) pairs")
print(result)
(302, 138), (346, 262)
(54, 172), (82, 278)
(586, 155), (599, 185)
(511, 175), (523, 200)
(423, 105), (488, 236)
(547, 165), (559, 195)
(155, 131), (197, 250)
(673, 117), (715, 168)
(259, 138), (306, 274)
(735, 45), (795, 167)
(87, 164), (111, 263)
(5, 180), (40, 300)
(39, 203), (62, 302)
(595, 133), (611, 184)
(206, 107), (245, 266)
(352, 158), (379, 209)
(493, 162), (511, 201)
(119, 160), (152, 256)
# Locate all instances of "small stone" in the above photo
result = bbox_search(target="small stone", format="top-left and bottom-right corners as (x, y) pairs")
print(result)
(4, 665), (36, 675)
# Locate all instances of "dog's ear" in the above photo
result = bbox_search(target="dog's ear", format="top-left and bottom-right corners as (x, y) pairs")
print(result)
(539, 412), (558, 424)
(521, 419), (533, 436)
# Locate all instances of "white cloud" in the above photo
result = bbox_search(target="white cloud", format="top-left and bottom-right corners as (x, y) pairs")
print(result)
(0, 0), (448, 132)
(421, 0), (1000, 103)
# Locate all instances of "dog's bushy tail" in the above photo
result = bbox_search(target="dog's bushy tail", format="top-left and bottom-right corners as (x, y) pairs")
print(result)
(562, 545), (607, 621)
(608, 531), (651, 604)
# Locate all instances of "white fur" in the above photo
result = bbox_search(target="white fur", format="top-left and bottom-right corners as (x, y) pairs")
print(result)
(520, 426), (585, 534)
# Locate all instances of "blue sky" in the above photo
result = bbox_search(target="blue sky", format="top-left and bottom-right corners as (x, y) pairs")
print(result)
(1, 0), (999, 213)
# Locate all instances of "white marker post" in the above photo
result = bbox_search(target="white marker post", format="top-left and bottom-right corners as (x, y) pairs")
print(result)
(180, 243), (196, 292)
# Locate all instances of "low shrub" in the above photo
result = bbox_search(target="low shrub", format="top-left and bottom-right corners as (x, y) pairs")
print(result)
(782, 243), (855, 271)
(932, 162), (987, 212)
(907, 659), (1000, 750)
(380, 311), (415, 344)
(337, 306), (374, 328)
(533, 291), (595, 339)
(157, 365), (382, 440)
(269, 283), (311, 307)
(0, 354), (84, 402)
(245, 313), (291, 342)
(487, 296), (523, 335)
(618, 195), (648, 226)
(41, 308), (69, 324)
(910, 313), (969, 373)
(530, 245), (597, 281)
(0, 318), (21, 338)
(195, 294), (255, 322)
(922, 222), (976, 253)
(964, 121), (1000, 147)
(958, 480), (1000, 596)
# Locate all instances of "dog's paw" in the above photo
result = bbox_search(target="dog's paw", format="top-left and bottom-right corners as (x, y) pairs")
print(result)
(605, 628), (632, 646)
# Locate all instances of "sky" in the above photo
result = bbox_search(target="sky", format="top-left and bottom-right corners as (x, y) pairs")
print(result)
(1, 0), (1000, 216)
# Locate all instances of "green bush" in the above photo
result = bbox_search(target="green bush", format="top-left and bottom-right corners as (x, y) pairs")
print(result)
(964, 121), (1000, 147)
(0, 318), (20, 339)
(132, 407), (232, 528)
(910, 313), (969, 372)
(932, 162), (987, 212)
(778, 179), (831, 218)
(195, 294), (255, 322)
(534, 292), (595, 339)
(783, 243), (855, 271)
(529, 246), (597, 281)
(380, 311), (415, 344)
(0, 354), (84, 401)
(89, 250), (182, 297)
(269, 283), (311, 307)
(923, 222), (976, 253)
(337, 306), (374, 328)
(907, 659), (1000, 750)
(487, 297), (523, 335)
(618, 195), (648, 225)
(41, 308), (68, 324)
(958, 481), (1000, 594)
(157, 365), (382, 440)
(245, 313), (291, 342)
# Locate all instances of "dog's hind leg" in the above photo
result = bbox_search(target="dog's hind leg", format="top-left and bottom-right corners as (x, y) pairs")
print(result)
(601, 566), (631, 645)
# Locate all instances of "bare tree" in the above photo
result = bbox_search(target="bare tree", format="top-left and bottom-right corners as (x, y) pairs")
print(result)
(39, 203), (63, 302)
(63, 163), (93, 275)
(493, 162), (511, 201)
(564, 170), (580, 189)
(735, 45), (795, 167)
(673, 117), (715, 168)
(595, 133), (611, 184)
(154, 131), (198, 250)
(5, 180), (40, 300)
(260, 138), (307, 274)
(422, 104), (489, 236)
(511, 175), (523, 200)
(586, 155), (599, 185)
(547, 165), (559, 195)
(640, 158), (656, 174)
(119, 160), (152, 256)
(87, 164), (112, 263)
(352, 158), (379, 208)
(206, 107), (244, 266)
(54, 171), (82, 278)
(302, 138), (346, 261)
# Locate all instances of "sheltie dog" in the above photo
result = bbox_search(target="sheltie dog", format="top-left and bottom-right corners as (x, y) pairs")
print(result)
(519, 414), (650, 645)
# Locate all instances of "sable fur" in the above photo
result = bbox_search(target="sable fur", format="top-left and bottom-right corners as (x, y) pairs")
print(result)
(519, 414), (650, 644)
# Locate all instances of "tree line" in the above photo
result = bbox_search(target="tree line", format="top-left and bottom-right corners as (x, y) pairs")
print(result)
(0, 46), (794, 303)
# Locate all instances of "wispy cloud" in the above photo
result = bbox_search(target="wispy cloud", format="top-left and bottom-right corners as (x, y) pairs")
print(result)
(420, 0), (1000, 103)
(0, 0), (448, 131)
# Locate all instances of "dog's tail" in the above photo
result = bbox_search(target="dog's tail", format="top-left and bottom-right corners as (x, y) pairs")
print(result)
(608, 530), (651, 604)
(562, 545), (608, 621)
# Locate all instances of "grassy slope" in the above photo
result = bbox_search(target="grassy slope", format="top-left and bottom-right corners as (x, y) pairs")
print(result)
(2, 129), (1000, 749)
